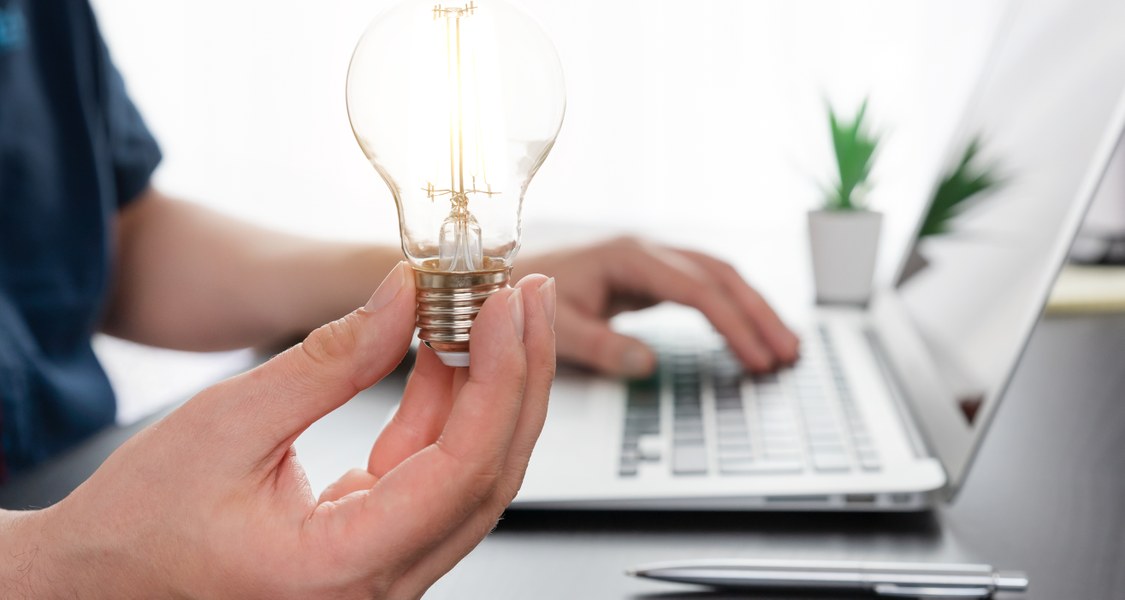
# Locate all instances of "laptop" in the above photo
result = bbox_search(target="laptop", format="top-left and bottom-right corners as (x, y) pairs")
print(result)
(511, 0), (1125, 510)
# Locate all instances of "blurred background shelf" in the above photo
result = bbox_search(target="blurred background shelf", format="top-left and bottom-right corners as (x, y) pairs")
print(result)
(1048, 265), (1125, 315)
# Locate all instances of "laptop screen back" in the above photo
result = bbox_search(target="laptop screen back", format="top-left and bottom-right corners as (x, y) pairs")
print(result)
(891, 0), (1125, 490)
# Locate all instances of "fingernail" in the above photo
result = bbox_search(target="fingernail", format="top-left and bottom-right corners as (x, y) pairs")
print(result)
(365, 262), (406, 312)
(621, 344), (653, 377)
(540, 278), (556, 325)
(509, 289), (525, 340)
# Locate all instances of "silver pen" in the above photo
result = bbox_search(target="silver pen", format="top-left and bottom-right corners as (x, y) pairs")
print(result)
(626, 558), (1029, 598)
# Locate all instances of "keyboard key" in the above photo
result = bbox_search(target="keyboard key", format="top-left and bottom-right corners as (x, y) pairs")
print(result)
(805, 425), (844, 439)
(718, 452), (754, 465)
(859, 457), (882, 472)
(721, 433), (753, 445)
(675, 410), (702, 423)
(637, 434), (663, 461)
(717, 458), (755, 474)
(852, 435), (875, 451)
(764, 448), (804, 461)
(674, 431), (705, 445)
(721, 460), (803, 475)
(714, 408), (744, 422)
(809, 441), (847, 455)
(716, 419), (748, 434)
(620, 445), (639, 465)
(672, 445), (708, 475)
(674, 416), (703, 432)
(717, 441), (753, 455)
(625, 416), (660, 435)
(813, 454), (852, 472)
(762, 440), (801, 454)
(759, 411), (795, 424)
(857, 449), (881, 466)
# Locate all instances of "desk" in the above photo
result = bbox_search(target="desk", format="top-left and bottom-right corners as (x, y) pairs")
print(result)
(4, 315), (1124, 598)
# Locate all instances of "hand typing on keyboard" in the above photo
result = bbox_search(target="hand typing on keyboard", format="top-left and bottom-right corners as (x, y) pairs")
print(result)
(620, 329), (882, 479)
(514, 236), (799, 377)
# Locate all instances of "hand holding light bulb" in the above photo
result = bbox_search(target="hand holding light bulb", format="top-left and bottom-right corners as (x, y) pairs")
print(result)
(347, 0), (565, 366)
(3, 267), (557, 599)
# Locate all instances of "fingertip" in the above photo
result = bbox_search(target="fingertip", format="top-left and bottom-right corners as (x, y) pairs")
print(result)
(468, 288), (525, 378)
(514, 273), (553, 333)
(619, 341), (657, 378)
(508, 288), (525, 341)
(540, 278), (556, 327)
(765, 327), (801, 365)
(318, 468), (378, 504)
(781, 335), (801, 364)
(472, 287), (518, 337)
(738, 342), (776, 374)
(363, 261), (412, 313)
(514, 273), (550, 290)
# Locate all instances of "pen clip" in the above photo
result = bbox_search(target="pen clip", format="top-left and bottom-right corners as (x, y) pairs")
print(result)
(874, 584), (993, 598)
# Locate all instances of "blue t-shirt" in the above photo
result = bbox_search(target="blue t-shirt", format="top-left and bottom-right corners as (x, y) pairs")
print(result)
(0, 0), (161, 472)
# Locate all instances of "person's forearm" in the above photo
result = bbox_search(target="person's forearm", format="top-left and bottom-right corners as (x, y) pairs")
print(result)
(0, 509), (70, 598)
(0, 510), (38, 597)
(104, 188), (403, 351)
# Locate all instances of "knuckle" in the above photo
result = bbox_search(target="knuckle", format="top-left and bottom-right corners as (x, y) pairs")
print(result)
(495, 472), (527, 508)
(464, 513), (505, 552)
(715, 258), (740, 276)
(608, 234), (644, 253)
(533, 351), (557, 384)
(438, 440), (505, 507)
(465, 464), (504, 506)
(683, 282), (717, 306)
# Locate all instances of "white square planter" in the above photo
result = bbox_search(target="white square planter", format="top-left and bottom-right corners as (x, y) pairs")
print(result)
(808, 209), (882, 305)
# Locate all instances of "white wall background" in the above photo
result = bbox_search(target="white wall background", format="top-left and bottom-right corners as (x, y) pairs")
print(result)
(88, 0), (1007, 422)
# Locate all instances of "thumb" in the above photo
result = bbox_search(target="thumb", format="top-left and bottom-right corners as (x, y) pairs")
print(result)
(198, 262), (417, 450)
(555, 304), (656, 377)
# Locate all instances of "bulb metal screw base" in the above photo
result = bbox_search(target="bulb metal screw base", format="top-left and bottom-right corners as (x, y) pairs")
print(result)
(414, 265), (510, 366)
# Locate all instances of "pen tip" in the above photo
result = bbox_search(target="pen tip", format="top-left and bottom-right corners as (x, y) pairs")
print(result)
(624, 568), (639, 577)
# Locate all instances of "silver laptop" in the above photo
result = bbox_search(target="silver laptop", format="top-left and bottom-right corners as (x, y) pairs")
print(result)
(512, 0), (1125, 510)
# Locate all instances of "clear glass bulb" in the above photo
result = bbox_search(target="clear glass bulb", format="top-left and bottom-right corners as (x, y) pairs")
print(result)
(347, 0), (565, 366)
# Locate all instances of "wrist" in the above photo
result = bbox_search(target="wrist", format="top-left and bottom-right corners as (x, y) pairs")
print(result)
(2, 504), (164, 599)
(1, 508), (67, 597)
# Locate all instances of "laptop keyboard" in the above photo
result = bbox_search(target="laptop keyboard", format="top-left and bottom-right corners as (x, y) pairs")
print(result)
(619, 326), (882, 478)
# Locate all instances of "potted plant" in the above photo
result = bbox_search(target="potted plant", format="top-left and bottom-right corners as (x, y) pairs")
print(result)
(809, 99), (883, 305)
(898, 137), (1005, 285)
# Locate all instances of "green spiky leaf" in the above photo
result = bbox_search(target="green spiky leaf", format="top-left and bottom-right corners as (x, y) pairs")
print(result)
(919, 137), (1004, 237)
(824, 98), (880, 211)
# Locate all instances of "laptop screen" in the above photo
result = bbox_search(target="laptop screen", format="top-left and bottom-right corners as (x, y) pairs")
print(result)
(891, 0), (1125, 487)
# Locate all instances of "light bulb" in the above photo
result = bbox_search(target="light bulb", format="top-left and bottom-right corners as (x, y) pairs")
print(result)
(347, 0), (566, 367)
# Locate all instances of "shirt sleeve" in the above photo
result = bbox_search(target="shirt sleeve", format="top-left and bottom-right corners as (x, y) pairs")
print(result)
(95, 34), (163, 209)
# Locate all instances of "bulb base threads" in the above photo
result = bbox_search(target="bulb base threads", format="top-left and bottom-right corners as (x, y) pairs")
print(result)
(414, 265), (510, 366)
